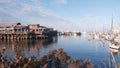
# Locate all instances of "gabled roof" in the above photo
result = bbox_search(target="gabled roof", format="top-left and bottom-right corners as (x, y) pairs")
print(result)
(12, 22), (21, 26)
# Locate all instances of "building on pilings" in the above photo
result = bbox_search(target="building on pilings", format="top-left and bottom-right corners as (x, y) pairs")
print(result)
(0, 22), (57, 40)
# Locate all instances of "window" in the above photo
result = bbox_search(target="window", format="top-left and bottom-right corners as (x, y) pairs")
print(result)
(36, 29), (38, 31)
(39, 29), (42, 31)
(33, 29), (35, 31)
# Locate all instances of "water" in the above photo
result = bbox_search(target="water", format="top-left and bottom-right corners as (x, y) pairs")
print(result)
(0, 34), (120, 67)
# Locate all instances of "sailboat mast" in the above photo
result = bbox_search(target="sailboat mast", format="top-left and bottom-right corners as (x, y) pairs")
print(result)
(111, 14), (114, 32)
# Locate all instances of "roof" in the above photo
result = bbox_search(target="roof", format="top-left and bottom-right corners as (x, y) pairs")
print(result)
(0, 23), (13, 28)
(28, 24), (40, 26)
(12, 22), (21, 26)
(0, 22), (27, 28)
(14, 26), (28, 29)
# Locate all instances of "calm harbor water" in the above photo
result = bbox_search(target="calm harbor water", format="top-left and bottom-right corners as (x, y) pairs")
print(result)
(0, 34), (120, 67)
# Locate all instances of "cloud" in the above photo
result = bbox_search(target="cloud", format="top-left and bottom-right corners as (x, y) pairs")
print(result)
(0, 0), (106, 31)
(57, 0), (67, 5)
(74, 15), (107, 31)
(51, 0), (68, 5)
(0, 0), (75, 31)
(0, 0), (13, 3)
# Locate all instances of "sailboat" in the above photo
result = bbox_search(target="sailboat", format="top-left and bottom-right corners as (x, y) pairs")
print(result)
(109, 43), (119, 49)
(108, 14), (120, 49)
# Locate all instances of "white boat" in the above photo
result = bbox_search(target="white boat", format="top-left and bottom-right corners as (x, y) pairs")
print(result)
(94, 34), (102, 41)
(109, 43), (119, 49)
(110, 48), (119, 53)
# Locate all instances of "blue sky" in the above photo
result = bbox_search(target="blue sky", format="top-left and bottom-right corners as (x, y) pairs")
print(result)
(0, 0), (120, 32)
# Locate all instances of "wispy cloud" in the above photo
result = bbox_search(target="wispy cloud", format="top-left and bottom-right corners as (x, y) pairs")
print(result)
(0, 0), (75, 31)
(75, 15), (111, 31)
(51, 0), (68, 5)
(0, 0), (13, 3)
(0, 0), (105, 31)
(56, 0), (68, 5)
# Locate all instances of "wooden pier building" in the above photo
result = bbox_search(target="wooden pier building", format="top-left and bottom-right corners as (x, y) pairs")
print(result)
(0, 22), (57, 40)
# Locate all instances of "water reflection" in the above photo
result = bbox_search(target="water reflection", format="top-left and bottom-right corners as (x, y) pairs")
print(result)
(0, 37), (57, 60)
(0, 35), (120, 67)
(85, 35), (120, 67)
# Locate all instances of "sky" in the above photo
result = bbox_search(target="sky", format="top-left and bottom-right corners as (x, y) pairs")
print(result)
(0, 0), (120, 32)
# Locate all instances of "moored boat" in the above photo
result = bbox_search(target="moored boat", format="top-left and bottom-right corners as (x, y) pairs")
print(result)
(109, 43), (120, 49)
